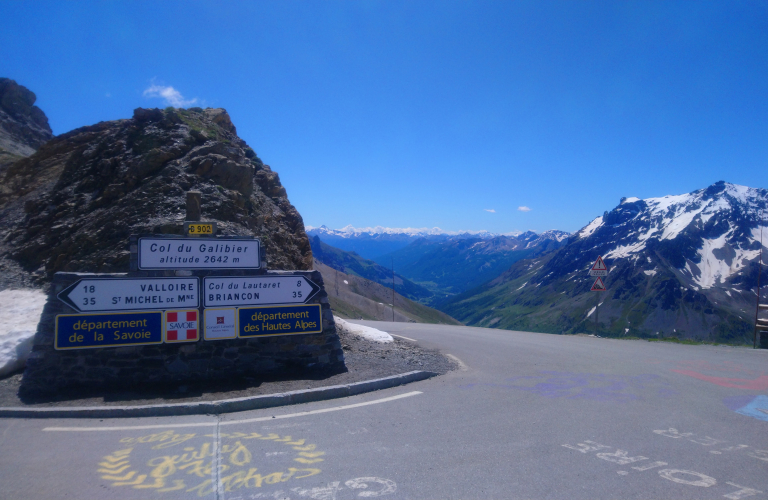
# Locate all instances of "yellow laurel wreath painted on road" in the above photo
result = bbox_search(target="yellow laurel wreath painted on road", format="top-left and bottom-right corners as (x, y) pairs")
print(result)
(99, 429), (325, 496)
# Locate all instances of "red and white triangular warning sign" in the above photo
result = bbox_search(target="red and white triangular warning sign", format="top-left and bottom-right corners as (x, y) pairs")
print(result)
(592, 256), (607, 271)
(590, 277), (607, 292)
(589, 256), (609, 276)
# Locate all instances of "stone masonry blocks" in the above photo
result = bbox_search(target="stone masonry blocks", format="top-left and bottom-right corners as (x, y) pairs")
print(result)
(20, 269), (345, 394)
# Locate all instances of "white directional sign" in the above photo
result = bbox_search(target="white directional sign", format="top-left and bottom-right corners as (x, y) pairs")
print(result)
(138, 237), (261, 270)
(203, 275), (321, 307)
(589, 256), (609, 277)
(58, 277), (200, 312)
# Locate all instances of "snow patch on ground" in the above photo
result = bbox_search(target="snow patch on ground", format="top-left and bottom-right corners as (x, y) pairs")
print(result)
(658, 204), (706, 241)
(621, 197), (640, 204)
(578, 216), (603, 239)
(334, 316), (393, 343)
(752, 226), (768, 244)
(693, 235), (760, 289)
(604, 225), (659, 260)
(643, 269), (657, 276)
(695, 234), (729, 288)
(516, 281), (528, 290)
(725, 183), (751, 204)
(586, 306), (596, 318)
(0, 289), (47, 377)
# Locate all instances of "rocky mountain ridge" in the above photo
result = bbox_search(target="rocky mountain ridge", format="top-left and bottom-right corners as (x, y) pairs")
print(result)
(0, 78), (53, 171)
(443, 181), (767, 343)
(0, 106), (312, 289)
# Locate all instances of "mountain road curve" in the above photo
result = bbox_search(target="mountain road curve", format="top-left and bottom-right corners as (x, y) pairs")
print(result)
(1, 322), (767, 499)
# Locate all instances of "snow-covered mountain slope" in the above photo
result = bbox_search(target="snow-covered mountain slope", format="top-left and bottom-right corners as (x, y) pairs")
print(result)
(442, 181), (767, 343)
(578, 182), (764, 290)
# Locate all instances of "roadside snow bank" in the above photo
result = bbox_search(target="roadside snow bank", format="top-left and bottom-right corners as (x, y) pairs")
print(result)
(0, 289), (47, 377)
(334, 316), (393, 343)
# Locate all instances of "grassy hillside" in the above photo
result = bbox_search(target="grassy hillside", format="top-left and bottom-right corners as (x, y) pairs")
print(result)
(314, 260), (461, 325)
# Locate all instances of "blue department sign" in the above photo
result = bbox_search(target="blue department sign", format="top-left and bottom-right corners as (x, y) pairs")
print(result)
(138, 237), (261, 270)
(55, 311), (163, 350)
(238, 304), (323, 338)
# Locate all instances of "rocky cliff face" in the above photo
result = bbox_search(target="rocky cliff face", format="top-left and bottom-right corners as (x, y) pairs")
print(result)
(0, 107), (312, 289)
(0, 78), (53, 171)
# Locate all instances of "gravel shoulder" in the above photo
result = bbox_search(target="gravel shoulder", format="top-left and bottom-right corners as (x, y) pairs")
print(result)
(0, 323), (457, 408)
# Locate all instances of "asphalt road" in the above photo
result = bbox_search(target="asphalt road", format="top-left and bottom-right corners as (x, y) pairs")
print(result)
(1, 322), (767, 500)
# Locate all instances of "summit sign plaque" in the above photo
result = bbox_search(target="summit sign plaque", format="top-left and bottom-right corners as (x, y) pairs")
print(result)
(138, 237), (260, 270)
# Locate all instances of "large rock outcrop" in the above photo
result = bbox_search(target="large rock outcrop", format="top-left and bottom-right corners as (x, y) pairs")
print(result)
(0, 107), (312, 289)
(0, 78), (53, 171)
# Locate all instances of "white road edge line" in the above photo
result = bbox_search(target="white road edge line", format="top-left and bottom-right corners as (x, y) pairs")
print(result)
(42, 391), (423, 432)
(446, 353), (469, 371)
(390, 333), (417, 342)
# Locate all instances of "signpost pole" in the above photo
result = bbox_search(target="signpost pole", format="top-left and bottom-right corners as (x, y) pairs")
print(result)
(595, 293), (599, 336)
(754, 210), (763, 349)
(186, 191), (201, 221)
(392, 258), (395, 322)
(588, 256), (608, 336)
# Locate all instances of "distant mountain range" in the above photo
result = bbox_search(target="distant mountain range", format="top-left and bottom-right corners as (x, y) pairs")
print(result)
(308, 226), (570, 303)
(309, 235), (434, 303)
(442, 181), (767, 344)
(371, 231), (569, 299)
(305, 224), (531, 259)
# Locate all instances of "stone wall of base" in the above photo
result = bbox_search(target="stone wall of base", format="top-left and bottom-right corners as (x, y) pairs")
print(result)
(20, 271), (345, 395)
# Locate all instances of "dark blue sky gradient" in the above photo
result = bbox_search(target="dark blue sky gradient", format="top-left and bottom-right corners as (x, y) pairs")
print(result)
(2, 1), (765, 232)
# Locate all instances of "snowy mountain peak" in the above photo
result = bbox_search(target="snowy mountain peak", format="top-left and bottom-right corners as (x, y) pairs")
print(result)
(450, 181), (767, 342)
(573, 181), (767, 290)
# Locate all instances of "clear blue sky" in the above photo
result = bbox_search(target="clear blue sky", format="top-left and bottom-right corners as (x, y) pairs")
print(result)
(2, 1), (766, 234)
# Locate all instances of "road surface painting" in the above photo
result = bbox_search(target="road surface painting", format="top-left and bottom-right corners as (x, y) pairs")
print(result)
(723, 395), (768, 423)
(641, 358), (768, 391)
(461, 371), (679, 402)
(93, 427), (398, 499)
(563, 427), (767, 499)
